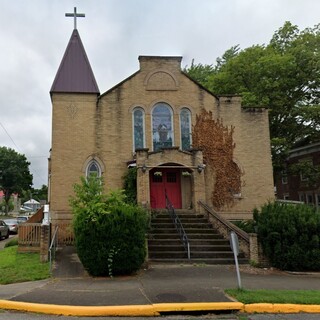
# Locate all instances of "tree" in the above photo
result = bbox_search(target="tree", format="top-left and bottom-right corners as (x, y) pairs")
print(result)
(21, 184), (48, 203)
(0, 147), (33, 213)
(185, 22), (320, 173)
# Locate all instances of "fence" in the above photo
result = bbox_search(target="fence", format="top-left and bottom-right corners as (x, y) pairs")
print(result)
(17, 218), (75, 266)
(52, 223), (74, 246)
(18, 223), (42, 253)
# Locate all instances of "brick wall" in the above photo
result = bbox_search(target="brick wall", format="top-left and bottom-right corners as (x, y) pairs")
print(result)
(50, 56), (274, 222)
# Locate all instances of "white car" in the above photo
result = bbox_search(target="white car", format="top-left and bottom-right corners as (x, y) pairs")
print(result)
(4, 219), (19, 234)
(20, 206), (33, 213)
(17, 216), (29, 224)
(0, 220), (10, 239)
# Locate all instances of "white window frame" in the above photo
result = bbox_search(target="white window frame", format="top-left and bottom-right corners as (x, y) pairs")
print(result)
(86, 160), (101, 178)
(306, 192), (314, 206)
(299, 159), (312, 182)
(298, 193), (305, 203)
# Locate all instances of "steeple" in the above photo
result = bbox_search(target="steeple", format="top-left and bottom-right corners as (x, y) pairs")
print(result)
(50, 10), (99, 94)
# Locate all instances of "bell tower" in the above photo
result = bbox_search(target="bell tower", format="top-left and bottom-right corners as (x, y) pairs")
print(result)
(49, 8), (99, 224)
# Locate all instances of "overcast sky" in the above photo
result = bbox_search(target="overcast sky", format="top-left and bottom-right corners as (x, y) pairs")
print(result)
(0, 0), (319, 188)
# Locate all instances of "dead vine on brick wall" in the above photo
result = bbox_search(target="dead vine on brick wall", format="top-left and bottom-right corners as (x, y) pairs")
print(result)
(193, 109), (242, 209)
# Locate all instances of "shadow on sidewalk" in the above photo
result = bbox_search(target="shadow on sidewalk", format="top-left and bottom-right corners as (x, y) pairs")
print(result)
(52, 246), (89, 278)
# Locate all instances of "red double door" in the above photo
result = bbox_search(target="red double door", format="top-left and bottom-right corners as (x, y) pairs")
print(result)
(150, 168), (182, 209)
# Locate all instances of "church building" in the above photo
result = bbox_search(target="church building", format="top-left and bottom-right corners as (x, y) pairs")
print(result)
(48, 17), (274, 228)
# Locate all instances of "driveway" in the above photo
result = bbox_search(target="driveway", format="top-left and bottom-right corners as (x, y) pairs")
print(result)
(0, 234), (17, 250)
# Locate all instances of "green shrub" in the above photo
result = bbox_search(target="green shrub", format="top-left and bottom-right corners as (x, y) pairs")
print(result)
(70, 176), (148, 277)
(122, 167), (137, 204)
(232, 219), (256, 233)
(255, 202), (320, 271)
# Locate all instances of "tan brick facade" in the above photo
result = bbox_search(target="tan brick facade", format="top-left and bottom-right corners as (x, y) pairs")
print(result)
(49, 55), (274, 223)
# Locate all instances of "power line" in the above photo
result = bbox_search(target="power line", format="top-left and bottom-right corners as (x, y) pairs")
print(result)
(0, 122), (21, 152)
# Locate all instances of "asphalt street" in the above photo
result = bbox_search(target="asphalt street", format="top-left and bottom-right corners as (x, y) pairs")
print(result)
(1, 311), (320, 319)
(1, 240), (320, 319)
(0, 234), (16, 249)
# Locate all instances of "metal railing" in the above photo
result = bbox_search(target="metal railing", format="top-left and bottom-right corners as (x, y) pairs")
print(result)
(165, 192), (190, 259)
(198, 200), (249, 244)
(54, 223), (74, 246)
(49, 225), (59, 273)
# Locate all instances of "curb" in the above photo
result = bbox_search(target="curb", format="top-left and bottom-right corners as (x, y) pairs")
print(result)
(244, 303), (320, 314)
(1, 300), (320, 316)
(0, 300), (158, 317)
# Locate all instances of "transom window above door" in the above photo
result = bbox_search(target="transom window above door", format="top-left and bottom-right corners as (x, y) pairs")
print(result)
(152, 103), (173, 151)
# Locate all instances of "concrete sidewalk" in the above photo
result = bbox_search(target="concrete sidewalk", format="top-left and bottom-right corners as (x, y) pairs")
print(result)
(1, 246), (320, 316)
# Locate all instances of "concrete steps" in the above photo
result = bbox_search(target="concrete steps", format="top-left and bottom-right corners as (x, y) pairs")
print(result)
(148, 210), (248, 264)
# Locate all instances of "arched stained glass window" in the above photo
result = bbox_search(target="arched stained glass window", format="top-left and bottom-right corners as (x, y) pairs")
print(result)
(133, 108), (145, 150)
(86, 160), (101, 178)
(180, 108), (191, 150)
(152, 103), (173, 151)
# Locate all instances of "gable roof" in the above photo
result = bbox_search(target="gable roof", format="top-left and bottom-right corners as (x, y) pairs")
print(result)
(99, 56), (220, 101)
(50, 29), (99, 94)
(24, 199), (40, 205)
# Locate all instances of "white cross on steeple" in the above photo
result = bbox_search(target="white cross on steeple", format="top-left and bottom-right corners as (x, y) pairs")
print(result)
(65, 7), (85, 30)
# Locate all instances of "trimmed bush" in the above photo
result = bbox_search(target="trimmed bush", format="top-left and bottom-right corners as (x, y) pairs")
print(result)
(256, 202), (320, 271)
(232, 219), (256, 233)
(70, 176), (148, 276)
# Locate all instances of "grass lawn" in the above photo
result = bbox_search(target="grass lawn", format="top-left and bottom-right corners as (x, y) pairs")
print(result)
(226, 289), (320, 305)
(0, 245), (50, 284)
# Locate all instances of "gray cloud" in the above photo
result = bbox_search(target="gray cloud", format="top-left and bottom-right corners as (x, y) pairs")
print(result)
(0, 0), (319, 188)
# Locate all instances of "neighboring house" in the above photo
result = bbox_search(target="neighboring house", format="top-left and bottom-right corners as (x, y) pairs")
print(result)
(48, 25), (274, 228)
(275, 141), (320, 208)
(23, 199), (41, 212)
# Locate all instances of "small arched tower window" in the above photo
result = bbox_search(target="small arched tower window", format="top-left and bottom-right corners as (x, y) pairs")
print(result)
(86, 160), (101, 178)
(133, 107), (145, 151)
(152, 102), (173, 151)
(180, 108), (191, 150)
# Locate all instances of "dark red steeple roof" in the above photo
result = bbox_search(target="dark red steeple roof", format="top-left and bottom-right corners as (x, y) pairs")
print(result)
(50, 29), (99, 94)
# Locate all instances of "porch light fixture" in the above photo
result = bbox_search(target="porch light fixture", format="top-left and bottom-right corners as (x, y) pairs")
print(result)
(142, 164), (147, 173)
(197, 164), (206, 173)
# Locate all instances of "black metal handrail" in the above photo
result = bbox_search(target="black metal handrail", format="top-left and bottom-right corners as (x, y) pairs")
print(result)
(165, 192), (190, 259)
(49, 225), (59, 273)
